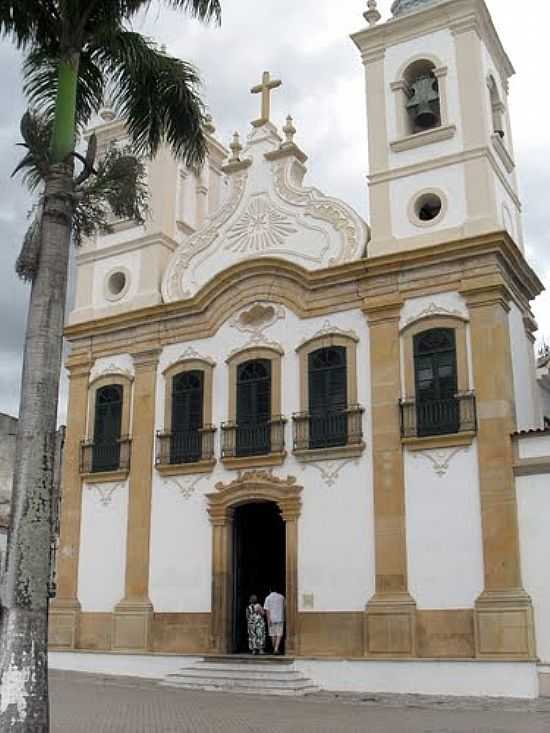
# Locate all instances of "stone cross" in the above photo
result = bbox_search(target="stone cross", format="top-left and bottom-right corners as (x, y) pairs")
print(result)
(251, 71), (282, 127)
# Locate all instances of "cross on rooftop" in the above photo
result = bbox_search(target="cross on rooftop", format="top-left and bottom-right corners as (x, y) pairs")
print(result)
(251, 71), (282, 127)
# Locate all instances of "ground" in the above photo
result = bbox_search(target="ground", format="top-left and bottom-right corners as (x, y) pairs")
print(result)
(50, 670), (550, 733)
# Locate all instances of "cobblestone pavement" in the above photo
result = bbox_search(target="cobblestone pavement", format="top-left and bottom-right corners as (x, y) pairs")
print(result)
(50, 670), (550, 733)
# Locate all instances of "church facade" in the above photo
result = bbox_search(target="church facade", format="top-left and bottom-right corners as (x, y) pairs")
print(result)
(50, 0), (550, 697)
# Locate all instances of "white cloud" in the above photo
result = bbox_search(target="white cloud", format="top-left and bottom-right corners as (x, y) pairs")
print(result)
(0, 0), (549, 414)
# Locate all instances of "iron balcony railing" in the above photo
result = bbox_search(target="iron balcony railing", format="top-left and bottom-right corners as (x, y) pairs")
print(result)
(292, 404), (364, 451)
(80, 436), (131, 474)
(221, 416), (286, 459)
(400, 392), (477, 439)
(156, 426), (216, 466)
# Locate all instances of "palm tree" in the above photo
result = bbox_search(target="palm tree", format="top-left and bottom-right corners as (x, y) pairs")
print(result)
(0, 2), (221, 730)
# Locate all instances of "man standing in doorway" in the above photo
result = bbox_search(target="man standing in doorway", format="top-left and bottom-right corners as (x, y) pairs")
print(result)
(264, 587), (285, 655)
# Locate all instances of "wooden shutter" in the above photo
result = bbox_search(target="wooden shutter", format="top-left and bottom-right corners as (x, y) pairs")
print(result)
(236, 360), (271, 456)
(308, 347), (347, 448)
(171, 371), (203, 462)
(414, 329), (458, 436)
(93, 385), (123, 471)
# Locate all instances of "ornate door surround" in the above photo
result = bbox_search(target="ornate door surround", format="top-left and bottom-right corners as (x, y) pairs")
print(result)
(206, 470), (302, 655)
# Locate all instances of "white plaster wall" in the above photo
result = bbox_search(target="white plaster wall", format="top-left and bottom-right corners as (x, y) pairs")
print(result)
(296, 659), (538, 698)
(149, 306), (375, 613)
(384, 29), (463, 168)
(405, 442), (484, 609)
(389, 164), (467, 240)
(517, 474), (550, 663)
(509, 303), (538, 432)
(78, 481), (129, 612)
(517, 434), (550, 460)
(49, 652), (201, 679)
(91, 250), (141, 309)
(89, 354), (135, 382)
(400, 291), (469, 330)
(148, 482), (212, 612)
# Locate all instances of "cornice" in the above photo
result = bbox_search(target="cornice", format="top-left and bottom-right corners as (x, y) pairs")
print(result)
(76, 231), (178, 265)
(63, 234), (544, 351)
(351, 0), (514, 80)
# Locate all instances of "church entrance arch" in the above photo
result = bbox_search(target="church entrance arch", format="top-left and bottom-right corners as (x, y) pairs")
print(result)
(207, 471), (302, 656)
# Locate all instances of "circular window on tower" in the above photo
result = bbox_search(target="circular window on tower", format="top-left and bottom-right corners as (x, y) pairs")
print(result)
(104, 267), (131, 302)
(408, 189), (447, 228)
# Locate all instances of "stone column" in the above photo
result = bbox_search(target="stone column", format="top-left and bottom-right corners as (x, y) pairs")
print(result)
(463, 285), (535, 658)
(363, 296), (416, 657)
(49, 355), (91, 649)
(208, 508), (233, 654)
(280, 498), (300, 657)
(113, 348), (160, 651)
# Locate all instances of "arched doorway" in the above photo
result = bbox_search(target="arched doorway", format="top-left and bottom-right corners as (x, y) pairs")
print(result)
(232, 502), (286, 653)
(207, 470), (302, 656)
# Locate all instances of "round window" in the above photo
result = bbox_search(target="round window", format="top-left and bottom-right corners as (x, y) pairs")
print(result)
(414, 193), (442, 223)
(108, 271), (127, 296)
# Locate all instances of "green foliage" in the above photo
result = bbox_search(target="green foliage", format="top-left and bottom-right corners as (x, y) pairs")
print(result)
(0, 0), (222, 164)
(72, 144), (148, 246)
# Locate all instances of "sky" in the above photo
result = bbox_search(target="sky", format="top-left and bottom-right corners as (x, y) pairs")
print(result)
(0, 0), (549, 419)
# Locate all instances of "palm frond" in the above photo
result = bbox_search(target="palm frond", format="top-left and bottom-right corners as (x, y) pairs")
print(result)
(0, 1), (59, 50)
(12, 110), (52, 190)
(92, 31), (208, 166)
(161, 0), (221, 24)
(73, 144), (148, 246)
(24, 47), (104, 131)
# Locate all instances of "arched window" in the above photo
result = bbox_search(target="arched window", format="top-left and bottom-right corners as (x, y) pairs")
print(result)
(308, 346), (348, 448)
(92, 384), (123, 472)
(414, 329), (459, 437)
(404, 60), (441, 135)
(236, 359), (271, 457)
(171, 370), (204, 463)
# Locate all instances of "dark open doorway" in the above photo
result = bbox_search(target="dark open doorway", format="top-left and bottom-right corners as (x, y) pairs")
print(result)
(232, 502), (285, 654)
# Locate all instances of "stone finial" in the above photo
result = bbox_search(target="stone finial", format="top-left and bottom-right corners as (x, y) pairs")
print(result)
(99, 98), (116, 122)
(204, 114), (216, 135)
(364, 0), (381, 26)
(229, 131), (242, 162)
(283, 115), (296, 146)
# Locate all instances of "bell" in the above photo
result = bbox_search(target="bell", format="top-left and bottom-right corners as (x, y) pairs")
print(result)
(406, 73), (440, 130)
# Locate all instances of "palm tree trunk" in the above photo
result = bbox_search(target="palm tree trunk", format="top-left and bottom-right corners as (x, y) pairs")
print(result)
(0, 164), (73, 732)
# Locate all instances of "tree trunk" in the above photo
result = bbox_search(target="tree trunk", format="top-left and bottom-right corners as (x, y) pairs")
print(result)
(0, 164), (73, 732)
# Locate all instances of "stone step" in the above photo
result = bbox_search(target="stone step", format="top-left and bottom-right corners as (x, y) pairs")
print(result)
(162, 679), (319, 696)
(165, 671), (307, 686)
(161, 658), (319, 697)
(190, 663), (304, 676)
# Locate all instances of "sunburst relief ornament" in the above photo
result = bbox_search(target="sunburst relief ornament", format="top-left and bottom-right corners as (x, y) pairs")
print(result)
(225, 197), (297, 254)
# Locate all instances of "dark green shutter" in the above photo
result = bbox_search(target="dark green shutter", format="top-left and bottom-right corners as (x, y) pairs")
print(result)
(308, 347), (347, 448)
(171, 370), (204, 462)
(93, 385), (123, 471)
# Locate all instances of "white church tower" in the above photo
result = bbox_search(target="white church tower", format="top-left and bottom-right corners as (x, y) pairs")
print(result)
(352, 0), (522, 257)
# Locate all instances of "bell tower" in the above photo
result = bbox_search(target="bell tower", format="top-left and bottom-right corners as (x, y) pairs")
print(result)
(352, 0), (523, 258)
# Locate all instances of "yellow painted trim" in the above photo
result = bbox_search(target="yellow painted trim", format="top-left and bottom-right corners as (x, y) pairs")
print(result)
(402, 432), (476, 452)
(81, 469), (129, 484)
(156, 459), (216, 477)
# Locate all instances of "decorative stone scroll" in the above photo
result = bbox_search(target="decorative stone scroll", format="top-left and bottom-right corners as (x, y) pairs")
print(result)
(162, 120), (368, 303)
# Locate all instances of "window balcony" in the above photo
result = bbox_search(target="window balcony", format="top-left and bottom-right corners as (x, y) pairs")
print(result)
(80, 436), (131, 482)
(400, 392), (477, 447)
(292, 405), (365, 461)
(221, 417), (286, 468)
(155, 426), (216, 475)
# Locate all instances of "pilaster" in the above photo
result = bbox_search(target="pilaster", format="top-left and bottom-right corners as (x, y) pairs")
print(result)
(49, 355), (91, 649)
(113, 348), (160, 651)
(363, 296), (416, 657)
(462, 282), (536, 659)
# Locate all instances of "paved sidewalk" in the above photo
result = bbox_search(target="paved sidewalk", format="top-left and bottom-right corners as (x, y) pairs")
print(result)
(50, 670), (550, 733)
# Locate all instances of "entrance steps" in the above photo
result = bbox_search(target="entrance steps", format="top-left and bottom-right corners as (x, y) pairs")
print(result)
(161, 656), (319, 696)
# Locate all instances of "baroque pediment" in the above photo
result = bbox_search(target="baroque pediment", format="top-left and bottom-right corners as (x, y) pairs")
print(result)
(162, 122), (369, 302)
